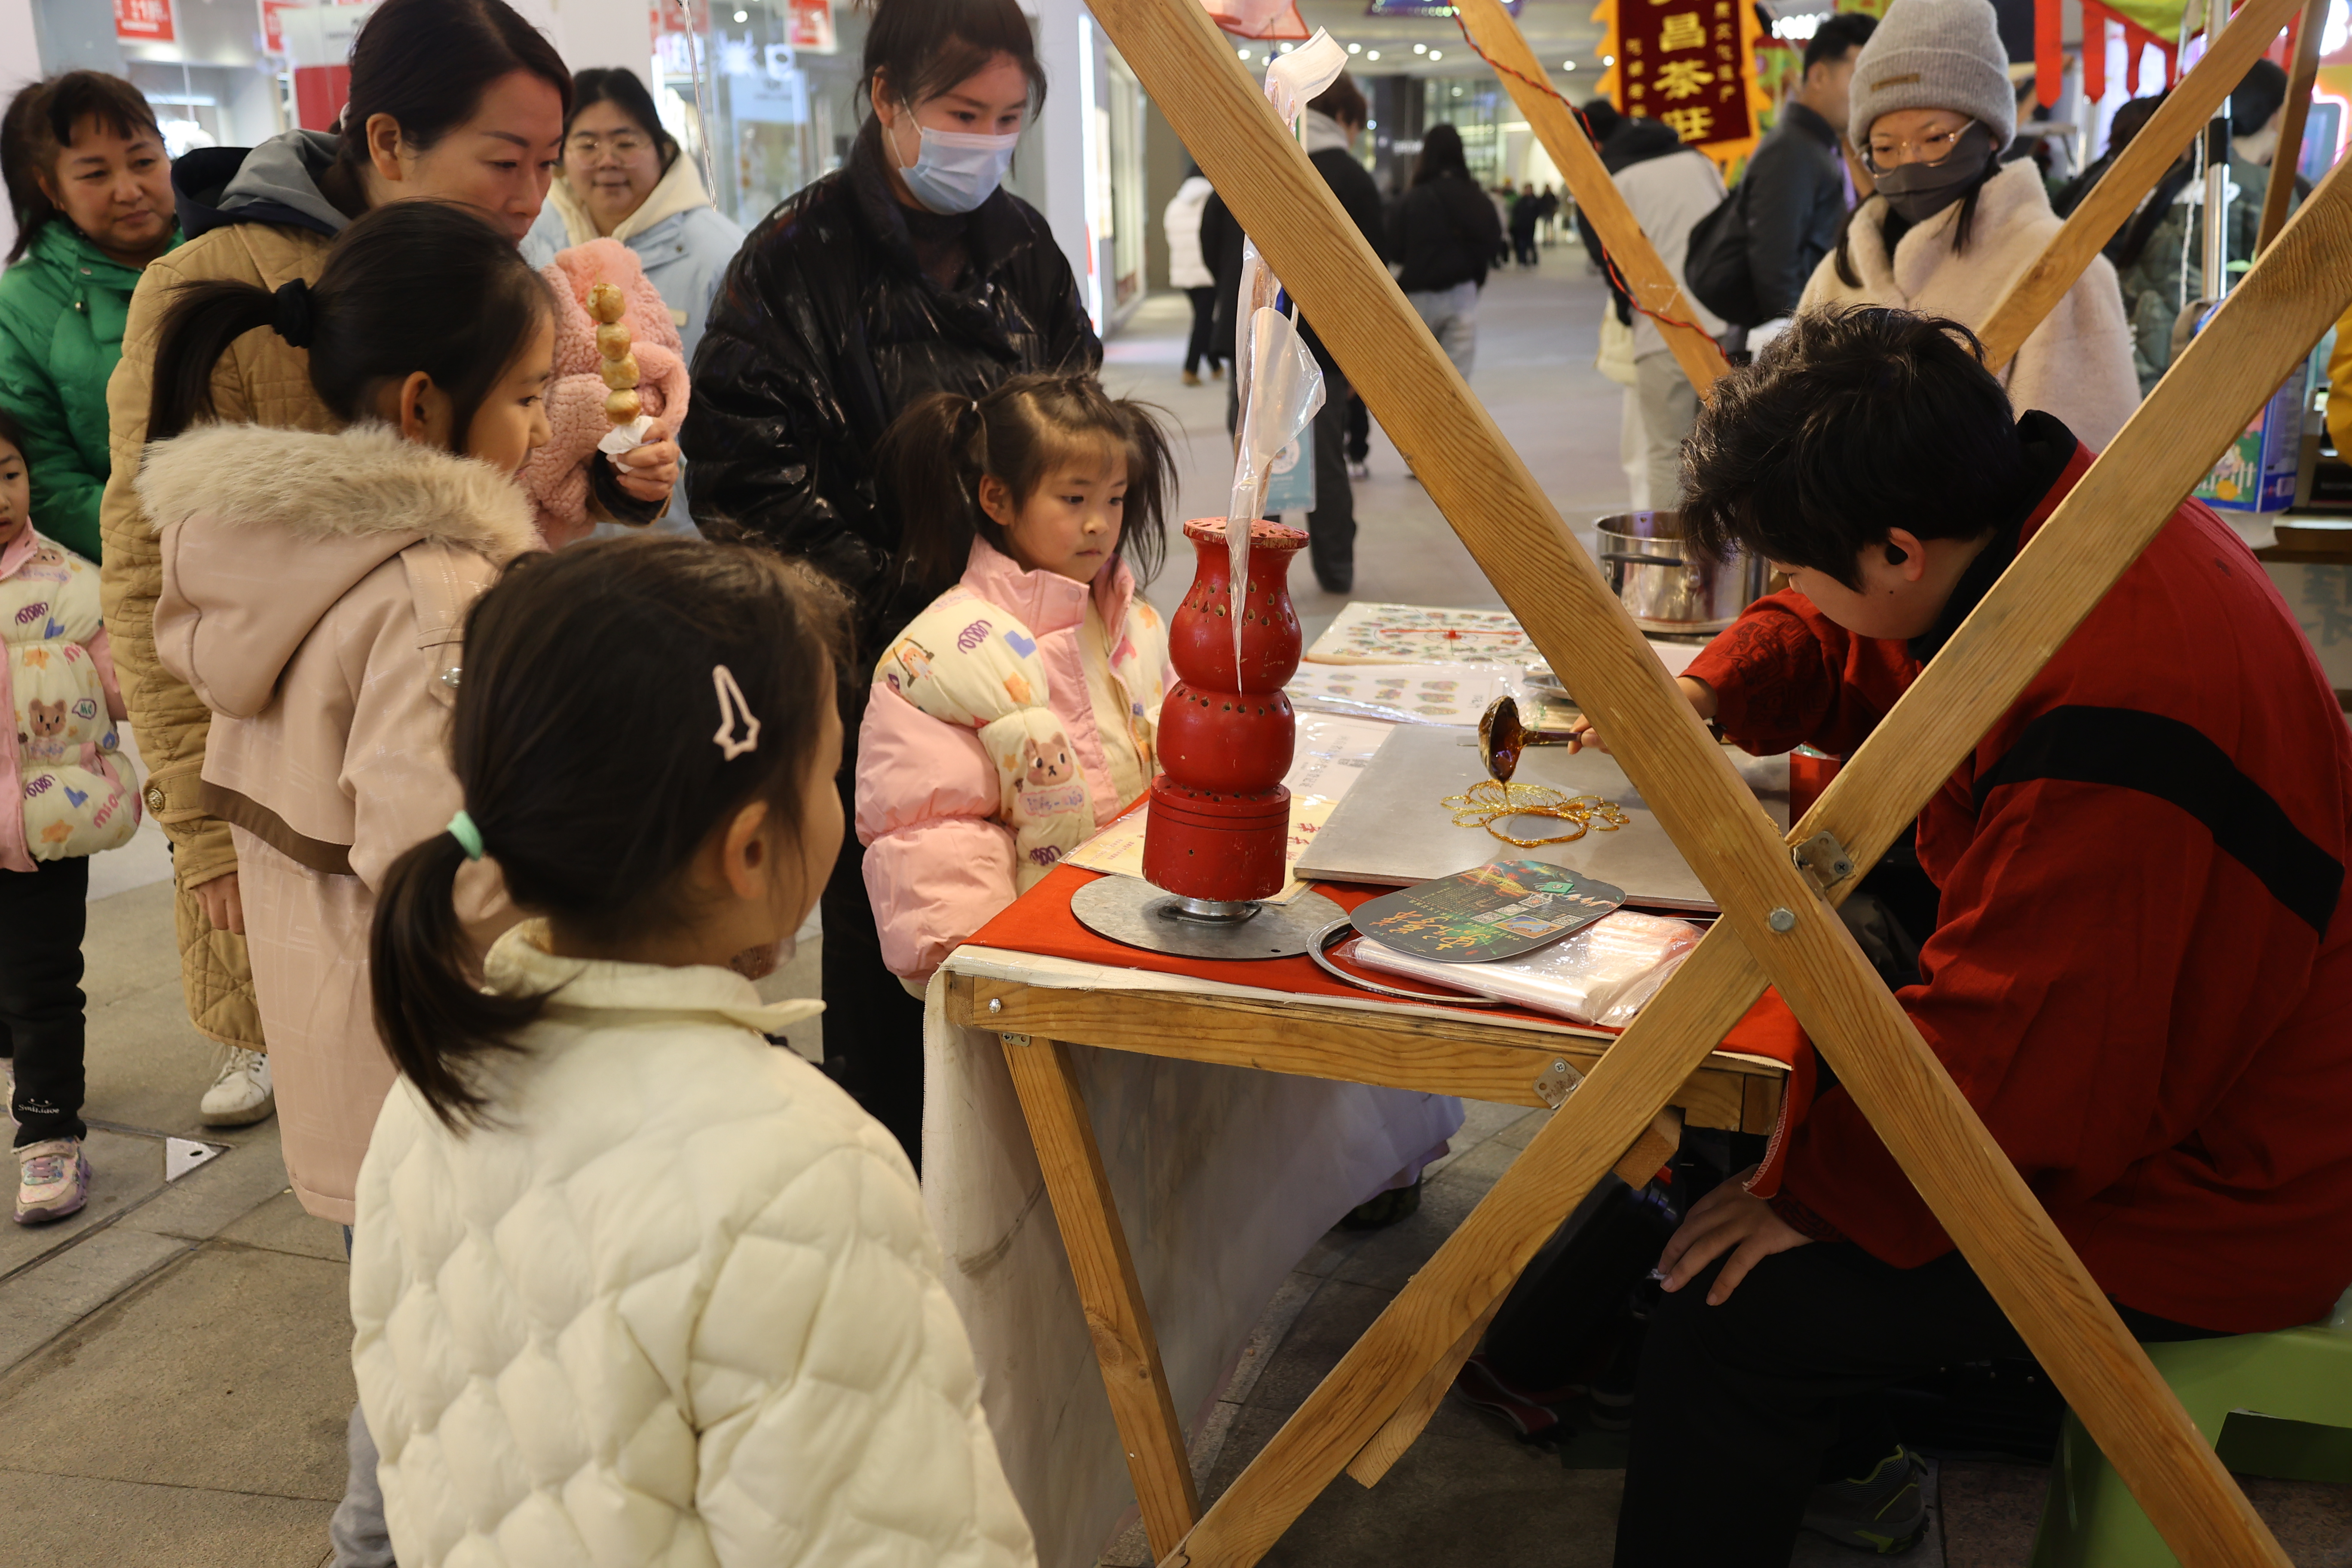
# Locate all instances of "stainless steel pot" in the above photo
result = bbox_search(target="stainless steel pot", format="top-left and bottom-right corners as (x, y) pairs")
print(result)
(1595, 510), (1766, 633)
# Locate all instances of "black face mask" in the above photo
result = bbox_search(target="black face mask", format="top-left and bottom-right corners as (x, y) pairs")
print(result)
(1871, 122), (1995, 223)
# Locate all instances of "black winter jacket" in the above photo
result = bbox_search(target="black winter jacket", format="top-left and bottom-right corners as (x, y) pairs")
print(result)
(1388, 172), (1503, 293)
(683, 126), (1099, 647)
(1736, 100), (1849, 321)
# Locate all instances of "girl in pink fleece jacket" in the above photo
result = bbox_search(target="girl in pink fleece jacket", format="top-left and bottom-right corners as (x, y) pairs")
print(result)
(137, 202), (553, 1228)
(856, 374), (1176, 992)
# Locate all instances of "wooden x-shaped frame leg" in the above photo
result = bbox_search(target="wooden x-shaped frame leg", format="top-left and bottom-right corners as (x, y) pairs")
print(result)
(1049, 0), (2352, 1563)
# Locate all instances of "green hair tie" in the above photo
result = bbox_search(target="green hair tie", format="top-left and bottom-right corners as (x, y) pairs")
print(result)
(446, 810), (485, 862)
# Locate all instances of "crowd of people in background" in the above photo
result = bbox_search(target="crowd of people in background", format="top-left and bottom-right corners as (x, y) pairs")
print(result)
(0, 0), (2336, 1558)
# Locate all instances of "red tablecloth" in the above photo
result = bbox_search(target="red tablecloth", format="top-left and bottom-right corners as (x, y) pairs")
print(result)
(965, 862), (1807, 1073)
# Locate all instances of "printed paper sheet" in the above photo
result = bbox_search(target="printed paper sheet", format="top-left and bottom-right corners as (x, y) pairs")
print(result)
(1304, 601), (1532, 665)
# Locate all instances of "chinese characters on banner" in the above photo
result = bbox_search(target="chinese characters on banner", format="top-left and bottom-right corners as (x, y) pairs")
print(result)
(1595, 0), (1771, 165)
(115, 0), (174, 42)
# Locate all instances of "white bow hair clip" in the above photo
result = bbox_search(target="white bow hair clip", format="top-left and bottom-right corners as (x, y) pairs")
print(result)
(712, 665), (761, 760)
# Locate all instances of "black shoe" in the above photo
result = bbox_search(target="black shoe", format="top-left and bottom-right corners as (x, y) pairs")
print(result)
(1314, 566), (1354, 595)
(1802, 1447), (1929, 1553)
(1339, 1176), (1421, 1229)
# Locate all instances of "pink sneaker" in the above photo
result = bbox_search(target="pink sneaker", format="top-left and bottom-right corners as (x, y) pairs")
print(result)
(15, 1138), (89, 1225)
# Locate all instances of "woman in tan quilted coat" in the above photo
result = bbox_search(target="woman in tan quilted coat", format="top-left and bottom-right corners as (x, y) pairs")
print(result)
(100, 0), (671, 1124)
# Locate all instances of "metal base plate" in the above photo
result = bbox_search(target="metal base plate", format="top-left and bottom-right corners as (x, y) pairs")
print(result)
(1070, 876), (1347, 961)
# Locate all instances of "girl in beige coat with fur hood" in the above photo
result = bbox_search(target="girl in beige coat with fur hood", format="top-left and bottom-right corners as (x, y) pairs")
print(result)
(138, 203), (551, 1224)
(1799, 0), (2138, 450)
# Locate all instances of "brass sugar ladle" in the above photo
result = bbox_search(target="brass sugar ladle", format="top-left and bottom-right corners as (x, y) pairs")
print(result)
(1478, 694), (1580, 783)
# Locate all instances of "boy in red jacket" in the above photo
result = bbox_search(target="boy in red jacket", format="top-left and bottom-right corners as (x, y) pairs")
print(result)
(1597, 309), (2352, 1565)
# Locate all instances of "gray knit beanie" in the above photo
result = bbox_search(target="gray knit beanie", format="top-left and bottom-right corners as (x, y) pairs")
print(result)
(1847, 0), (2016, 149)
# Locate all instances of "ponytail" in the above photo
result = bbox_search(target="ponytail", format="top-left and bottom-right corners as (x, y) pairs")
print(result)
(370, 827), (542, 1128)
(147, 280), (285, 442)
(877, 389), (990, 609)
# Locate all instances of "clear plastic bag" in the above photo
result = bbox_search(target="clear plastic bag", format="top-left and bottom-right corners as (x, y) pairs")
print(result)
(1353, 909), (1704, 1027)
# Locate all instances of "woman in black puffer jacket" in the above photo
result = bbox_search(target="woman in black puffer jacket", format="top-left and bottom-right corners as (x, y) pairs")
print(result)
(683, 0), (1098, 1166)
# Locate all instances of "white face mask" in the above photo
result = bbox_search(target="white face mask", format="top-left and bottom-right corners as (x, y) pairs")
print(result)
(889, 101), (1020, 215)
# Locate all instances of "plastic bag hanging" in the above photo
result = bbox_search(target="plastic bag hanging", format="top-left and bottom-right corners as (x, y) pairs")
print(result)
(1222, 28), (1349, 667)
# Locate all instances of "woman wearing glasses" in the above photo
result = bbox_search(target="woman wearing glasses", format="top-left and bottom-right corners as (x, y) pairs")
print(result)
(528, 67), (745, 361)
(1798, 0), (2137, 448)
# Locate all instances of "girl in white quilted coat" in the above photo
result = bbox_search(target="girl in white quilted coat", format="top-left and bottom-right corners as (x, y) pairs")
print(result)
(354, 536), (1036, 1568)
(856, 373), (1177, 989)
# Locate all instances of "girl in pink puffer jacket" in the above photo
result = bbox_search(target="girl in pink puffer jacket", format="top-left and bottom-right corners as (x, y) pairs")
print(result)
(856, 374), (1177, 988)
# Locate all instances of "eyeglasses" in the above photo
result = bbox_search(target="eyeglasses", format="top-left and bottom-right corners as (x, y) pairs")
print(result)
(566, 132), (652, 161)
(1863, 124), (1971, 175)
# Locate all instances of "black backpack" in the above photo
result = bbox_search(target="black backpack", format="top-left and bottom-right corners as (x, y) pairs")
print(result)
(1682, 179), (1765, 329)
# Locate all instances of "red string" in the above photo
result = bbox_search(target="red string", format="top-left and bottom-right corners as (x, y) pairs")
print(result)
(1446, 6), (1715, 340)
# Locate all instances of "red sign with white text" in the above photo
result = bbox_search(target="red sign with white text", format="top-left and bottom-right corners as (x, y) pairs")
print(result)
(115, 0), (175, 42)
(1613, 0), (1753, 152)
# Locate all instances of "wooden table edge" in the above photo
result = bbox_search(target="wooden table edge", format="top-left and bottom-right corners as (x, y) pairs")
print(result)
(940, 966), (1784, 1133)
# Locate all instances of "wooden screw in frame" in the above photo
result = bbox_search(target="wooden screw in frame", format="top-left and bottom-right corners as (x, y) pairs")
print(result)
(1059, 0), (2352, 1563)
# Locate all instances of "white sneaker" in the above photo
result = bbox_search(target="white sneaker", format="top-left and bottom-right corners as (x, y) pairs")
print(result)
(200, 1047), (275, 1127)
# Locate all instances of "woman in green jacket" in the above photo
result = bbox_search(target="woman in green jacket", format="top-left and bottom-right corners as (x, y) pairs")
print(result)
(0, 72), (177, 562)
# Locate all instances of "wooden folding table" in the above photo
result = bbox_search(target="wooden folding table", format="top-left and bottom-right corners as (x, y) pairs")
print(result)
(937, 867), (1799, 1556)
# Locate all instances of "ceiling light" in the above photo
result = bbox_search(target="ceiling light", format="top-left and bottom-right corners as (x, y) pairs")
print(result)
(1366, 48), (1380, 58)
(1279, 40), (1294, 51)
(1602, 53), (1615, 64)
(1366, 118), (1378, 127)
(1562, 59), (1576, 69)
(1412, 42), (1427, 53)
(1427, 49), (1442, 59)
(1237, 46), (1251, 58)
(732, 7), (746, 17)
(1347, 40), (1361, 52)
(1451, 86), (1463, 96)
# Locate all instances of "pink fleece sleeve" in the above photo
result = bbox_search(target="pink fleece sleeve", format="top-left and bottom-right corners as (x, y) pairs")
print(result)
(84, 626), (128, 721)
(856, 681), (1018, 982)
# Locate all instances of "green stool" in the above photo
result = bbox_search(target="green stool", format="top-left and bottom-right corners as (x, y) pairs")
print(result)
(2029, 1290), (2352, 1567)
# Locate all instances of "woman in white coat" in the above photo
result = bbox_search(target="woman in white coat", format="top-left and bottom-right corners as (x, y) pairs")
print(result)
(528, 67), (745, 365)
(1163, 164), (1221, 385)
(1799, 0), (2138, 450)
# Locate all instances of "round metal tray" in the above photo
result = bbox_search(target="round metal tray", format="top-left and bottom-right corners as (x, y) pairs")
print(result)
(1069, 876), (1346, 961)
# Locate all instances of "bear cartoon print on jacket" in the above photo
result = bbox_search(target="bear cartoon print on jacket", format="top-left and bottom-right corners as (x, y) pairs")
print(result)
(0, 528), (140, 870)
(857, 538), (1170, 982)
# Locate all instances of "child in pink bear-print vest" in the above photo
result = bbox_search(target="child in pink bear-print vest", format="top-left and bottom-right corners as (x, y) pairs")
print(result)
(0, 410), (141, 1225)
(854, 374), (1178, 990)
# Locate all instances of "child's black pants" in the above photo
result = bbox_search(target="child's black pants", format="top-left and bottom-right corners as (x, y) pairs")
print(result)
(1613, 1239), (2216, 1566)
(0, 857), (88, 1148)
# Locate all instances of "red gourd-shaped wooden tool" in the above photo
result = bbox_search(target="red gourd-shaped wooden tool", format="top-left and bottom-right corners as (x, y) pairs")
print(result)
(1143, 517), (1309, 903)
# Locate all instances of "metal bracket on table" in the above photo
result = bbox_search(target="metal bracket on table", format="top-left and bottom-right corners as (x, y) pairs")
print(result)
(1534, 1057), (1582, 1108)
(1000, 1031), (1031, 1047)
(1790, 830), (1858, 897)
